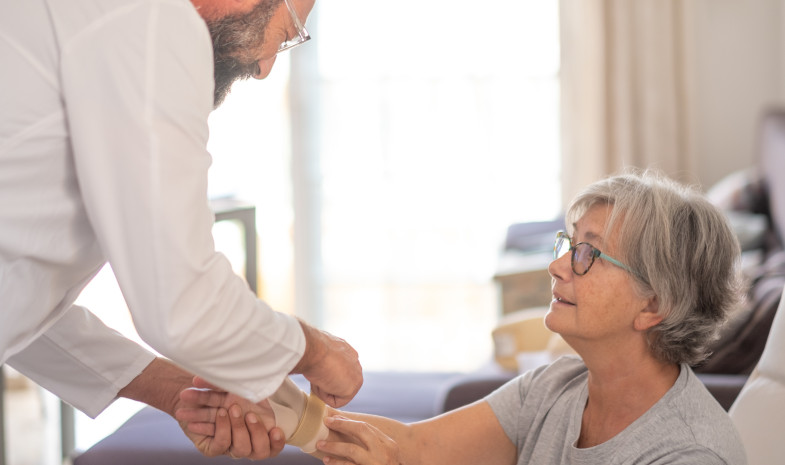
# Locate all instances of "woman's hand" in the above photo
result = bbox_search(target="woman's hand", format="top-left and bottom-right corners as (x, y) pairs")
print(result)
(317, 415), (402, 465)
(175, 376), (286, 460)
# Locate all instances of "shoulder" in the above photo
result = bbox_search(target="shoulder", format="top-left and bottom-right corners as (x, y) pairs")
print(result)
(486, 355), (587, 406)
(526, 355), (587, 389)
(660, 366), (747, 464)
(652, 445), (741, 464)
(50, 0), (206, 47)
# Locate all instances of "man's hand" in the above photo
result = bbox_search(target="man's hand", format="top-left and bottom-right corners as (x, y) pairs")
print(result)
(118, 358), (285, 460)
(292, 320), (363, 407)
(176, 377), (285, 460)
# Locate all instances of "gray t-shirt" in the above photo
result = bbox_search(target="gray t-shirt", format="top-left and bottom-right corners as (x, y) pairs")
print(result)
(485, 356), (746, 464)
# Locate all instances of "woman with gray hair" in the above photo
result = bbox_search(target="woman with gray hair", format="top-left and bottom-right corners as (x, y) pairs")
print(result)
(180, 171), (748, 464)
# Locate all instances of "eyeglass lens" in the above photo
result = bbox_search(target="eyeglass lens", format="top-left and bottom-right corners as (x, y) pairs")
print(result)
(554, 234), (570, 259)
(572, 244), (595, 274)
(553, 232), (596, 275)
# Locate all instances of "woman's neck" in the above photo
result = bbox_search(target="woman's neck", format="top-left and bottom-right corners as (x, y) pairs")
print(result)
(577, 349), (680, 448)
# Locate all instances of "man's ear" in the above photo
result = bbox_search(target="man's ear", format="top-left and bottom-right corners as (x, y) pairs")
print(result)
(633, 296), (662, 332)
(191, 0), (259, 21)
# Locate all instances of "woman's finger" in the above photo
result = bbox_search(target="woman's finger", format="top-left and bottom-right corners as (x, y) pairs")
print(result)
(318, 440), (368, 463)
(319, 416), (401, 465)
(323, 416), (377, 448)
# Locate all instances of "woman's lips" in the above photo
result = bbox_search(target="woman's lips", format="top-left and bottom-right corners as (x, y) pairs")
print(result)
(552, 291), (575, 306)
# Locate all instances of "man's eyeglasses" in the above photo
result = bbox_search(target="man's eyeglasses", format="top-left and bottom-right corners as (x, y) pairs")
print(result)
(278, 0), (311, 54)
(553, 231), (634, 276)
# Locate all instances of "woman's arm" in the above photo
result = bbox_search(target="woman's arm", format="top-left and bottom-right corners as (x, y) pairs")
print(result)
(177, 382), (517, 465)
(318, 401), (516, 465)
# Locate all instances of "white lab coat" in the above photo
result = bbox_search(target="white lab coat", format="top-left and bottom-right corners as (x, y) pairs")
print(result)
(0, 0), (304, 416)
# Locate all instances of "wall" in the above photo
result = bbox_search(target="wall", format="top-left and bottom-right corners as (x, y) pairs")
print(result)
(685, 0), (784, 188)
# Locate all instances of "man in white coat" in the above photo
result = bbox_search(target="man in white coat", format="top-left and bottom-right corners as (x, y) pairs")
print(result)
(0, 0), (361, 459)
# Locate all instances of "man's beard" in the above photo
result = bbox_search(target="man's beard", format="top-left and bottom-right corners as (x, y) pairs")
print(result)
(207, 0), (280, 107)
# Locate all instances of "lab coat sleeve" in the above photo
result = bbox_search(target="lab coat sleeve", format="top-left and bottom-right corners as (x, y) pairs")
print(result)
(58, 1), (304, 401)
(6, 306), (156, 418)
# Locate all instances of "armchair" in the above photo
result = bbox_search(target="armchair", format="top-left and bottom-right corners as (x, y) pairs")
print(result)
(728, 282), (785, 465)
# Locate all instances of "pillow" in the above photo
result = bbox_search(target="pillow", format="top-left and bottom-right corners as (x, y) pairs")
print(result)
(695, 250), (785, 374)
(706, 168), (766, 213)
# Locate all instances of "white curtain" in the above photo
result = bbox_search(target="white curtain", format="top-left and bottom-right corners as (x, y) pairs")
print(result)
(559, 0), (696, 204)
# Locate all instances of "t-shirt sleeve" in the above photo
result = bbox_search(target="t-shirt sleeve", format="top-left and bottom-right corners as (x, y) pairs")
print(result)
(484, 367), (539, 446)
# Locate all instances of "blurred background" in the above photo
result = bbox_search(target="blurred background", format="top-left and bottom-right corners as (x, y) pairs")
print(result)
(5, 0), (785, 463)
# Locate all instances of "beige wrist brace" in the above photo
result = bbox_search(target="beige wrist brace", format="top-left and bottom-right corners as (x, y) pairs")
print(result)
(268, 378), (330, 454)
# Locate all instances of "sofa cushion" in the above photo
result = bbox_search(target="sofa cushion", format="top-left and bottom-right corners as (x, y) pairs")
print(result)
(696, 251), (785, 375)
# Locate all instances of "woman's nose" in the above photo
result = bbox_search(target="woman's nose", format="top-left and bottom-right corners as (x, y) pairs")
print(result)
(548, 252), (571, 281)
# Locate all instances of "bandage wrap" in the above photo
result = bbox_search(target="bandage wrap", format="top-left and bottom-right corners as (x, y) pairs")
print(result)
(268, 378), (330, 454)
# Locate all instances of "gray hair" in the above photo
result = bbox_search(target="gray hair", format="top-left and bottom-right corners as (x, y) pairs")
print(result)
(565, 170), (744, 366)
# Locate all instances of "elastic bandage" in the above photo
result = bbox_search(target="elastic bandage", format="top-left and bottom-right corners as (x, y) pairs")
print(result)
(268, 378), (330, 455)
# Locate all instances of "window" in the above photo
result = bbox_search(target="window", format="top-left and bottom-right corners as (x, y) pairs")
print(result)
(310, 0), (562, 371)
(70, 0), (561, 451)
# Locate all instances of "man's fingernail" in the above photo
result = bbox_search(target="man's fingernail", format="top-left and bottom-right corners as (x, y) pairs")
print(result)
(230, 405), (242, 418)
(247, 413), (258, 424)
(218, 408), (227, 417)
(271, 430), (283, 442)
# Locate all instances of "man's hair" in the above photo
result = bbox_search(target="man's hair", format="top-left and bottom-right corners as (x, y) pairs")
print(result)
(565, 170), (744, 366)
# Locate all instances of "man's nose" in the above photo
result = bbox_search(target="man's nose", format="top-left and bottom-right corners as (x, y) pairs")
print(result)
(253, 56), (277, 80)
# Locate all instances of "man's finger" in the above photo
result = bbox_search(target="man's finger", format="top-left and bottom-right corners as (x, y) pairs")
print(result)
(186, 421), (216, 436)
(175, 407), (217, 423)
(268, 426), (286, 457)
(312, 386), (349, 408)
(180, 387), (228, 408)
(244, 413), (273, 459)
(193, 376), (225, 391)
(228, 404), (252, 458)
(206, 408), (231, 457)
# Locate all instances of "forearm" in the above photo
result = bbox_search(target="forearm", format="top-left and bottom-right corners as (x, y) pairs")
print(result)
(118, 357), (193, 417)
(322, 402), (516, 465)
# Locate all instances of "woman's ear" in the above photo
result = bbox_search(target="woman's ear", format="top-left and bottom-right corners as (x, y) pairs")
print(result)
(633, 296), (662, 332)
